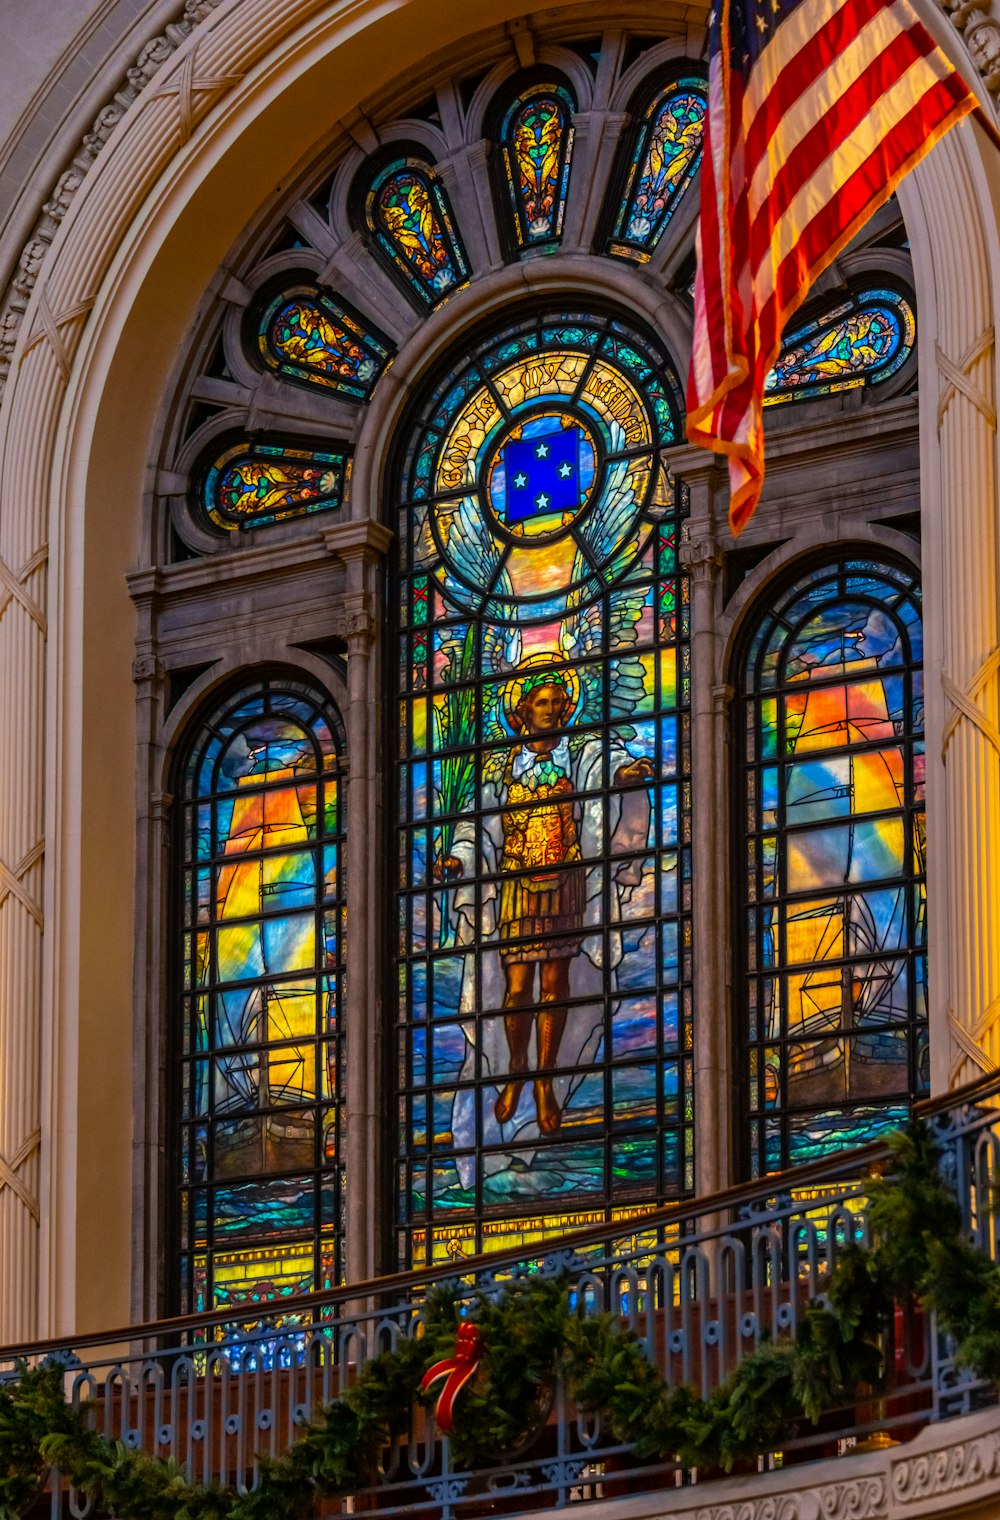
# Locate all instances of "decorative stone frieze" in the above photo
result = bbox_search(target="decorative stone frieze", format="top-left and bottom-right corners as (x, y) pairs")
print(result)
(0, 0), (225, 399)
(939, 0), (1000, 100)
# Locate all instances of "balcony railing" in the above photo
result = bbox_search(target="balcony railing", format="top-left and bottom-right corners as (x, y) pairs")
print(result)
(3, 1074), (999, 1518)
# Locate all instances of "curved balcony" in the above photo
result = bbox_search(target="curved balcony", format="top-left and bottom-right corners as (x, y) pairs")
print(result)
(3, 1075), (1000, 1520)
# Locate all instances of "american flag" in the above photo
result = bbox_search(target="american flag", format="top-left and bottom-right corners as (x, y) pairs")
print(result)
(687, 0), (976, 535)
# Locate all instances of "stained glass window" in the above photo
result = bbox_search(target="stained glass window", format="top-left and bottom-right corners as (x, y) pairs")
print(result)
(253, 282), (393, 401)
(362, 156), (469, 308)
(201, 438), (349, 531)
(496, 83), (575, 254)
(606, 77), (706, 263)
(394, 308), (692, 1268)
(174, 678), (346, 1319)
(739, 556), (926, 1177)
(765, 287), (916, 405)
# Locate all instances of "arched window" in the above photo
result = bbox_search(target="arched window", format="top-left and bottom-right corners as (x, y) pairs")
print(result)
(393, 307), (692, 1267)
(764, 284), (916, 406)
(737, 556), (926, 1178)
(605, 76), (706, 263)
(200, 436), (349, 532)
(493, 80), (576, 255)
(250, 280), (394, 402)
(359, 153), (469, 308)
(172, 676), (346, 1316)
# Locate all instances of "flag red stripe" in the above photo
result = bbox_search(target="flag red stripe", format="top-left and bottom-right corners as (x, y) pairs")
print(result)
(746, 21), (935, 274)
(753, 74), (972, 383)
(743, 0), (897, 183)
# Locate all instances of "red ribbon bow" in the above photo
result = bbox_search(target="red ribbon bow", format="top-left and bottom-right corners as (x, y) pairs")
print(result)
(419, 1321), (484, 1434)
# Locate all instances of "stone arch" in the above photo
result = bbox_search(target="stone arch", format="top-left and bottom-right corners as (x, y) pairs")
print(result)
(0, 0), (996, 1339)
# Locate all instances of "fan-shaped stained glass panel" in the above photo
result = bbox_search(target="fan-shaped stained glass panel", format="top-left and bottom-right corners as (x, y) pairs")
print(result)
(607, 78), (706, 263)
(394, 308), (692, 1268)
(255, 284), (393, 401)
(765, 288), (916, 405)
(364, 157), (469, 307)
(201, 439), (349, 531)
(174, 678), (346, 1319)
(498, 84), (575, 253)
(739, 557), (926, 1178)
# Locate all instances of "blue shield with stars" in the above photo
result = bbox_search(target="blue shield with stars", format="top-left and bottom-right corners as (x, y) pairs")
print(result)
(503, 425), (582, 525)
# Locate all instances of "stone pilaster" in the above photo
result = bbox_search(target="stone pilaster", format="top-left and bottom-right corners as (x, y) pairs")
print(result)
(675, 450), (730, 1197)
(322, 520), (393, 1284)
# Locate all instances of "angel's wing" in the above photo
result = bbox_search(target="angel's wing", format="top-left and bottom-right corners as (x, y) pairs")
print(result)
(440, 493), (503, 595)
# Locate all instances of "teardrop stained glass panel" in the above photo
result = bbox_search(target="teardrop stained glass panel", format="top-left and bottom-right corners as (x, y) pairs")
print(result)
(764, 287), (916, 405)
(257, 285), (393, 402)
(203, 439), (349, 531)
(607, 78), (707, 263)
(365, 158), (469, 307)
(500, 84), (575, 253)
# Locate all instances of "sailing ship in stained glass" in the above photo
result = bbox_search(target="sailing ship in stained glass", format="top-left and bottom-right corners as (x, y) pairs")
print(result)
(765, 287), (916, 404)
(202, 438), (349, 531)
(607, 78), (706, 262)
(254, 283), (393, 401)
(498, 84), (575, 252)
(363, 156), (469, 307)
(394, 309), (693, 1268)
(740, 558), (926, 1177)
(174, 680), (345, 1320)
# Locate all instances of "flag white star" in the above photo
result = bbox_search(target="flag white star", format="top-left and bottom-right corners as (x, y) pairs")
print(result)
(513, 472), (527, 488)
(558, 462), (572, 478)
(535, 492), (550, 510)
(535, 442), (550, 459)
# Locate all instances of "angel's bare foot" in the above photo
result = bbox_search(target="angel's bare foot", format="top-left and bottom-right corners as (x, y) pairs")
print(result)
(534, 1079), (561, 1134)
(495, 1079), (525, 1124)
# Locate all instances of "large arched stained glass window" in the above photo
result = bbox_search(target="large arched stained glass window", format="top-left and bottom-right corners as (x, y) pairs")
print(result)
(173, 677), (346, 1317)
(738, 556), (926, 1178)
(394, 308), (692, 1268)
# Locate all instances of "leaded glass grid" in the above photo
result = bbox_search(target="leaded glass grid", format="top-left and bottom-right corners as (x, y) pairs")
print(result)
(764, 285), (916, 406)
(362, 155), (469, 309)
(173, 677), (346, 1319)
(738, 556), (927, 1178)
(393, 307), (693, 1269)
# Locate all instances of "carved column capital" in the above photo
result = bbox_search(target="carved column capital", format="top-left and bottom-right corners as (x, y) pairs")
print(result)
(679, 537), (724, 581)
(132, 652), (165, 685)
(334, 590), (377, 648)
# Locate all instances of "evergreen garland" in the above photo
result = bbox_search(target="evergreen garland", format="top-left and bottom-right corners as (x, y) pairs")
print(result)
(3, 1122), (1000, 1520)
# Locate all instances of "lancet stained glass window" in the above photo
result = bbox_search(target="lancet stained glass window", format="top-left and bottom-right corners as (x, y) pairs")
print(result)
(363, 156), (469, 308)
(739, 557), (926, 1177)
(764, 286), (916, 405)
(254, 283), (393, 402)
(201, 438), (349, 532)
(607, 77), (706, 263)
(394, 308), (692, 1268)
(496, 83), (575, 254)
(174, 678), (346, 1318)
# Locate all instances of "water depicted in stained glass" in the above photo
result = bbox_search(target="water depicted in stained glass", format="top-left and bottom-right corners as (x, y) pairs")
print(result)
(607, 79), (706, 262)
(202, 439), (348, 531)
(395, 309), (692, 1268)
(499, 85), (575, 252)
(365, 157), (469, 307)
(740, 558), (926, 1178)
(175, 679), (345, 1318)
(765, 288), (916, 404)
(256, 284), (393, 401)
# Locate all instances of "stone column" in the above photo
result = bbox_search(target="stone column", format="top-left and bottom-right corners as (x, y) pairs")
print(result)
(675, 450), (731, 1198)
(904, 128), (1000, 1091)
(0, 444), (46, 1347)
(323, 521), (392, 1284)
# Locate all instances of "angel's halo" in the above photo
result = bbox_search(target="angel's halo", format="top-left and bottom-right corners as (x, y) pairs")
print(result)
(498, 652), (583, 736)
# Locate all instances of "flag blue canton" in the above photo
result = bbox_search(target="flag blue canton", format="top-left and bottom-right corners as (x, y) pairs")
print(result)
(503, 426), (581, 524)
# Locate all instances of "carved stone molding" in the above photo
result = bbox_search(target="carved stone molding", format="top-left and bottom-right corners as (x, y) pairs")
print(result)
(679, 536), (724, 580)
(940, 0), (1000, 101)
(891, 1426), (1000, 1506)
(0, 0), (224, 399)
(935, 327), (996, 432)
(0, 1129), (41, 1224)
(817, 1476), (886, 1519)
(332, 589), (376, 646)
